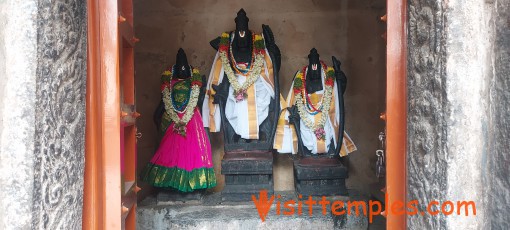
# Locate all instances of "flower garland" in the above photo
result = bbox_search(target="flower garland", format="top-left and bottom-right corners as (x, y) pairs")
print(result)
(218, 32), (266, 102)
(161, 67), (203, 137)
(293, 62), (336, 140)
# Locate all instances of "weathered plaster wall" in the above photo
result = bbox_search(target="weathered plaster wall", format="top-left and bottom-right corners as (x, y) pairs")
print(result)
(407, 0), (510, 229)
(0, 1), (38, 229)
(134, 0), (386, 198)
(443, 0), (491, 228)
(0, 0), (87, 229)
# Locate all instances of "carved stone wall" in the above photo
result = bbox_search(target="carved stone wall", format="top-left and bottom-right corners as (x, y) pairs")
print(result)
(407, 0), (510, 229)
(484, 0), (510, 228)
(0, 0), (87, 229)
(407, 0), (448, 228)
(32, 0), (87, 229)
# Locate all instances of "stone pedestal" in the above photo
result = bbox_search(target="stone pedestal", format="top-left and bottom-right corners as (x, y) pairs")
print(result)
(156, 190), (204, 203)
(294, 157), (348, 196)
(137, 192), (369, 230)
(221, 151), (274, 201)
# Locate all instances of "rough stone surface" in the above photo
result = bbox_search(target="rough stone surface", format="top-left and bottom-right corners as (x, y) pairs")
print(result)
(138, 193), (368, 230)
(31, 0), (87, 229)
(484, 0), (510, 229)
(407, 0), (510, 229)
(443, 0), (491, 228)
(407, 0), (448, 228)
(0, 1), (38, 229)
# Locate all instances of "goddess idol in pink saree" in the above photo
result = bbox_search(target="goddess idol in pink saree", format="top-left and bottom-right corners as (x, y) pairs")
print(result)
(142, 61), (216, 192)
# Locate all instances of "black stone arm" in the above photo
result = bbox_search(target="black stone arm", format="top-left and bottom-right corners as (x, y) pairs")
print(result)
(210, 37), (221, 51)
(333, 56), (347, 95)
(211, 78), (230, 105)
(288, 105), (306, 154)
(198, 75), (207, 113)
(262, 24), (281, 145)
(211, 78), (231, 143)
(262, 24), (281, 73)
(332, 56), (346, 156)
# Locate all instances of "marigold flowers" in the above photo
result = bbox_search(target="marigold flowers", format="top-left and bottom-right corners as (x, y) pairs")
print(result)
(161, 70), (172, 91)
(293, 73), (304, 94)
(253, 34), (265, 54)
(325, 67), (336, 86)
(219, 32), (230, 52)
(191, 69), (203, 87)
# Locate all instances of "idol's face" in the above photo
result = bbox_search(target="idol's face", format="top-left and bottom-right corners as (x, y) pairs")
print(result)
(174, 49), (191, 79)
(174, 65), (191, 79)
(235, 21), (250, 48)
(308, 51), (322, 80)
(236, 31), (250, 49)
(236, 19), (249, 32)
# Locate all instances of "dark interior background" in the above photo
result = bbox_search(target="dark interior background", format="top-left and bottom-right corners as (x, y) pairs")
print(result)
(133, 0), (386, 200)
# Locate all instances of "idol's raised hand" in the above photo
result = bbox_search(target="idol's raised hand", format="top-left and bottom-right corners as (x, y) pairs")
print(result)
(332, 56), (347, 95)
(211, 79), (229, 105)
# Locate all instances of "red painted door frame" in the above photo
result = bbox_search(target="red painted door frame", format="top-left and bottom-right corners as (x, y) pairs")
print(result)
(386, 0), (407, 229)
(84, 0), (138, 229)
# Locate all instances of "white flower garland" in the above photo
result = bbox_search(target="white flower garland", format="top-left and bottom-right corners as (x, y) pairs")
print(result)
(294, 72), (334, 140)
(162, 78), (200, 137)
(219, 51), (264, 101)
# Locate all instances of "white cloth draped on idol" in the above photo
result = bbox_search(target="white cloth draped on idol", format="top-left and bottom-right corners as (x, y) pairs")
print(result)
(274, 65), (357, 156)
(202, 32), (277, 143)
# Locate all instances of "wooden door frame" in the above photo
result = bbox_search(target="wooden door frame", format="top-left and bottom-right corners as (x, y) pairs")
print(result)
(386, 0), (407, 229)
(84, 0), (122, 228)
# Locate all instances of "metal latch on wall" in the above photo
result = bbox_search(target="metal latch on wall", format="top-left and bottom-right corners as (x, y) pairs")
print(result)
(376, 131), (386, 178)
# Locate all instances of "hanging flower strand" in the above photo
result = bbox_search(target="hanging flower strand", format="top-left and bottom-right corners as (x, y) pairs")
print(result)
(217, 32), (266, 102)
(293, 62), (336, 141)
(161, 67), (202, 137)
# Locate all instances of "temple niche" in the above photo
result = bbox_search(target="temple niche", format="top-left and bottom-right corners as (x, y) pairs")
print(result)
(134, 0), (385, 215)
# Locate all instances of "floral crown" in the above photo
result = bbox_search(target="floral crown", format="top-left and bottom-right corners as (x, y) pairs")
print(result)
(293, 61), (335, 94)
(160, 66), (202, 92)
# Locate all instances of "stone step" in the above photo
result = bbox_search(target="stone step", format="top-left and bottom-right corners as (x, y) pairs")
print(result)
(138, 192), (368, 230)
